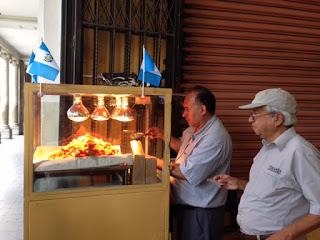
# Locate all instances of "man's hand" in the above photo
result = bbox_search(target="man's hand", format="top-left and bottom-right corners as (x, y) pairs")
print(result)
(170, 162), (186, 180)
(146, 127), (163, 140)
(146, 127), (181, 153)
(266, 214), (320, 240)
(209, 175), (247, 191)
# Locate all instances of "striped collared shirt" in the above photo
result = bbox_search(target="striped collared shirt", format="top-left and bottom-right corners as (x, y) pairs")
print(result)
(171, 115), (232, 208)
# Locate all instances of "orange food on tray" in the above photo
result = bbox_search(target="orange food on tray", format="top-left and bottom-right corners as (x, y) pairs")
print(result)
(48, 134), (119, 160)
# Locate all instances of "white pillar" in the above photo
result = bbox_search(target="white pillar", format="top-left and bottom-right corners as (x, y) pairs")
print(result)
(0, 50), (12, 139)
(9, 58), (21, 135)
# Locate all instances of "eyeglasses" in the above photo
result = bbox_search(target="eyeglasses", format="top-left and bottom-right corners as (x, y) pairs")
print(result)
(249, 112), (273, 121)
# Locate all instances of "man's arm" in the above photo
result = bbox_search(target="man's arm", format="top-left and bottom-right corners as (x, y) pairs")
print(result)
(211, 175), (248, 191)
(169, 136), (180, 153)
(267, 214), (320, 240)
(147, 127), (181, 153)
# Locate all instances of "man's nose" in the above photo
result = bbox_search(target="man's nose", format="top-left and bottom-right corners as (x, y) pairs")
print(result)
(182, 111), (186, 118)
(248, 116), (254, 123)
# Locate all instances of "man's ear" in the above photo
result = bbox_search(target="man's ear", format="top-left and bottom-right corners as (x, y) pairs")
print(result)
(201, 104), (207, 115)
(274, 113), (285, 127)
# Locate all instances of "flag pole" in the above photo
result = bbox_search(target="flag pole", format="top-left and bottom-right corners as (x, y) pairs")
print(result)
(38, 37), (44, 97)
(38, 82), (43, 97)
(142, 46), (145, 98)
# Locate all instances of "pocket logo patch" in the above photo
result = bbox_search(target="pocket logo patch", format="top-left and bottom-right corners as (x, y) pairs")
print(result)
(267, 165), (282, 175)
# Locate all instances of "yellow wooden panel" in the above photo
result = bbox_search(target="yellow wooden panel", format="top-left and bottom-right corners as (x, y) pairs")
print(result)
(307, 228), (320, 240)
(28, 190), (168, 240)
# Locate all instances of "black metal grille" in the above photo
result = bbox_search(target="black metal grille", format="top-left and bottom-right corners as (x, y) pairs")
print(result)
(62, 0), (182, 89)
(82, 0), (176, 36)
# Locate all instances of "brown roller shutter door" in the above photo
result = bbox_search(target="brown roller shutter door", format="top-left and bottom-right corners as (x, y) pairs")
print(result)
(181, 0), (320, 179)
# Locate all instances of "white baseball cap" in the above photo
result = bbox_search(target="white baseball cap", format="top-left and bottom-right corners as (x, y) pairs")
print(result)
(239, 88), (297, 114)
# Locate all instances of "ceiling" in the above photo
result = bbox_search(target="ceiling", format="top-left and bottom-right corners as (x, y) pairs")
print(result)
(0, 0), (39, 59)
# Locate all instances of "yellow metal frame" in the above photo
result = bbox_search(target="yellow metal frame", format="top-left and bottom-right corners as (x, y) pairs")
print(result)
(24, 83), (172, 240)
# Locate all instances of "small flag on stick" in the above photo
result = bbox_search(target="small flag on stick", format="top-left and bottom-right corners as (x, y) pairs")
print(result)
(26, 41), (59, 82)
(138, 46), (161, 87)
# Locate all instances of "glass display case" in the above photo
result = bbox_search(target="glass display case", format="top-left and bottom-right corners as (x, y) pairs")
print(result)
(24, 83), (172, 240)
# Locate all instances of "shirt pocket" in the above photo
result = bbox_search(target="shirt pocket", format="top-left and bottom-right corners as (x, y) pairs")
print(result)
(251, 168), (280, 199)
(274, 175), (296, 192)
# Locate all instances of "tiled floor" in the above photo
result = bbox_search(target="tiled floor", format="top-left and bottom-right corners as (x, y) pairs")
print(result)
(0, 135), (24, 240)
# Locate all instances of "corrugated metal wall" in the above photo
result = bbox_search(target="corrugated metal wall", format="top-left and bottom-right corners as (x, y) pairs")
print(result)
(181, 0), (320, 179)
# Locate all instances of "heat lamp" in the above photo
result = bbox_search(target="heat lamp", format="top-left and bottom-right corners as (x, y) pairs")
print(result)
(111, 96), (134, 122)
(91, 95), (110, 121)
(67, 94), (90, 122)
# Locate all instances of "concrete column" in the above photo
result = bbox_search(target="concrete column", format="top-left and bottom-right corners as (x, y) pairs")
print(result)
(18, 61), (26, 135)
(0, 50), (12, 139)
(9, 58), (21, 135)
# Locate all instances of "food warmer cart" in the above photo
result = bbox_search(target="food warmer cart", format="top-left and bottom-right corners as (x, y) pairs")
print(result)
(24, 83), (172, 240)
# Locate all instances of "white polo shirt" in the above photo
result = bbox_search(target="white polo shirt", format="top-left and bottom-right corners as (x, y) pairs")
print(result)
(237, 128), (320, 236)
(171, 115), (232, 208)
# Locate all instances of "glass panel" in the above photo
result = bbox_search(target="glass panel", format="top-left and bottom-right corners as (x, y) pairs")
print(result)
(32, 92), (165, 192)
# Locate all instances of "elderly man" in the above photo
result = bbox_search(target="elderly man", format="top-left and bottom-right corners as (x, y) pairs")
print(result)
(213, 88), (320, 240)
(148, 85), (232, 240)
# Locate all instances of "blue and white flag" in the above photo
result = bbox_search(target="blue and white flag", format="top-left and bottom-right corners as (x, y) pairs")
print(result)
(26, 41), (59, 81)
(26, 51), (38, 83)
(138, 46), (161, 87)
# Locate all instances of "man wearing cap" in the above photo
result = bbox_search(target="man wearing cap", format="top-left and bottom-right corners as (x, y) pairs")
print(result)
(212, 88), (320, 240)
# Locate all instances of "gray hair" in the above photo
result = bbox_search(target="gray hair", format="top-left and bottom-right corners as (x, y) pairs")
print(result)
(265, 106), (297, 127)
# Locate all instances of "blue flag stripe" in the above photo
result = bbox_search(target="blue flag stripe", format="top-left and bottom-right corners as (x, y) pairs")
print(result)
(32, 75), (38, 83)
(28, 61), (59, 81)
(28, 52), (35, 65)
(145, 51), (154, 71)
(39, 42), (50, 52)
(26, 51), (35, 74)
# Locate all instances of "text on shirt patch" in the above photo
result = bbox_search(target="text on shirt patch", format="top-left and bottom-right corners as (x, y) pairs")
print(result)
(267, 165), (282, 175)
